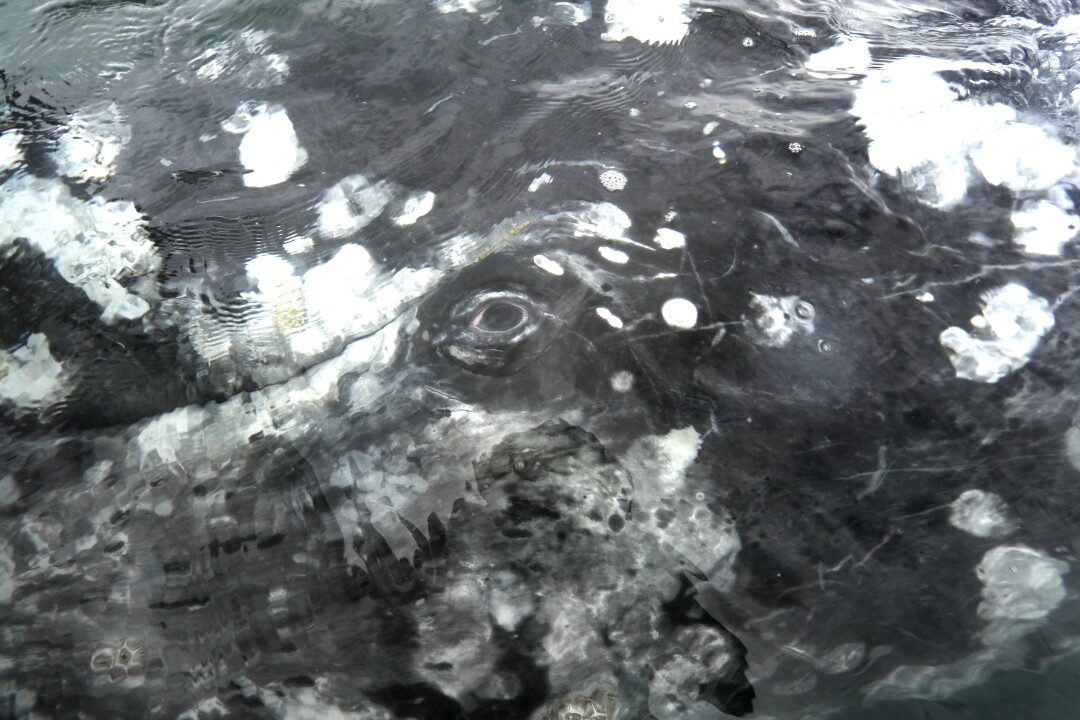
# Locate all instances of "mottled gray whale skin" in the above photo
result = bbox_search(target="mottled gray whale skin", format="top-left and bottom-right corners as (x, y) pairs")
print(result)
(2, 1), (1080, 719)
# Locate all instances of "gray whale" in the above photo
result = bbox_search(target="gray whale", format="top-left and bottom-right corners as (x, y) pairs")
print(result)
(1, 1), (1079, 719)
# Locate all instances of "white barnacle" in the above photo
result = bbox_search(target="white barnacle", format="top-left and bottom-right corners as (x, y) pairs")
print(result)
(90, 647), (116, 674)
(598, 170), (627, 191)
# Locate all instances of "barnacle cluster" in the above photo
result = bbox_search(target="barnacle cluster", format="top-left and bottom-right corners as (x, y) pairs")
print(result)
(89, 638), (147, 679)
(534, 686), (618, 720)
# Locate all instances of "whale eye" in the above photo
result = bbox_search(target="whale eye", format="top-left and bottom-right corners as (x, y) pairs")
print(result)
(472, 300), (528, 334)
(438, 287), (558, 376)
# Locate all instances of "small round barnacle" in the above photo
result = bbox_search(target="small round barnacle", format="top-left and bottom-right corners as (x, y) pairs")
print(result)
(116, 638), (147, 675)
(90, 647), (116, 674)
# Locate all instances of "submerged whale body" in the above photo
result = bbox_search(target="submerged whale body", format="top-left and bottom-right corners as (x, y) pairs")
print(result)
(2, 1), (1080, 718)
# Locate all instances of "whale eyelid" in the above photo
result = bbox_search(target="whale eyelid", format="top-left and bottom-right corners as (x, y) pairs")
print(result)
(470, 299), (530, 334)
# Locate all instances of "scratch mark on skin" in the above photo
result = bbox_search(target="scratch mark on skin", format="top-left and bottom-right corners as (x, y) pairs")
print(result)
(756, 211), (799, 248)
(684, 244), (715, 320)
(718, 248), (738, 279)
(425, 93), (456, 114)
(881, 258), (1080, 301)
(603, 320), (738, 347)
(1053, 286), (1080, 311)
(479, 28), (523, 46)
(857, 446), (888, 499)
(851, 528), (898, 570)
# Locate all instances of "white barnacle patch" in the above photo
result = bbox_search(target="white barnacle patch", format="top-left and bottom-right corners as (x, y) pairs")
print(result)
(621, 427), (742, 591)
(711, 141), (727, 163)
(0, 175), (157, 322)
(245, 254), (309, 339)
(653, 228), (686, 249)
(595, 307), (624, 329)
(568, 202), (633, 242)
(948, 490), (1017, 538)
(970, 122), (1075, 193)
(188, 29), (290, 88)
(304, 244), (441, 346)
(597, 246), (629, 264)
(283, 235), (314, 255)
(54, 103), (130, 182)
(316, 174), (395, 239)
(527, 172), (553, 192)
(0, 540), (14, 603)
(598, 169), (627, 191)
(852, 57), (1076, 209)
(532, 254), (564, 276)
(1011, 199), (1078, 256)
(432, 0), (496, 14)
(939, 283), (1054, 384)
(0, 130), (24, 172)
(1068, 406), (1080, 473)
(610, 370), (634, 393)
(976, 545), (1068, 621)
(393, 191), (435, 226)
(0, 334), (70, 410)
(223, 102), (308, 188)
(661, 298), (698, 329)
(749, 293), (815, 347)
(602, 0), (691, 45)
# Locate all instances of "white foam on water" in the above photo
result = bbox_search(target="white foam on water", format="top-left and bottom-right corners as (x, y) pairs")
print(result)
(0, 175), (157, 322)
(602, 0), (691, 45)
(316, 175), (395, 239)
(805, 35), (872, 78)
(595, 307), (624, 329)
(661, 298), (698, 329)
(976, 545), (1068, 621)
(54, 102), (130, 182)
(597, 246), (629, 264)
(223, 102), (308, 188)
(0, 334), (70, 409)
(939, 283), (1054, 384)
(527, 172), (553, 192)
(653, 227), (686, 249)
(749, 293), (815, 347)
(532, 254), (565, 275)
(0, 130), (24, 172)
(393, 191), (435, 226)
(1011, 199), (1078, 256)
(948, 490), (1017, 538)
